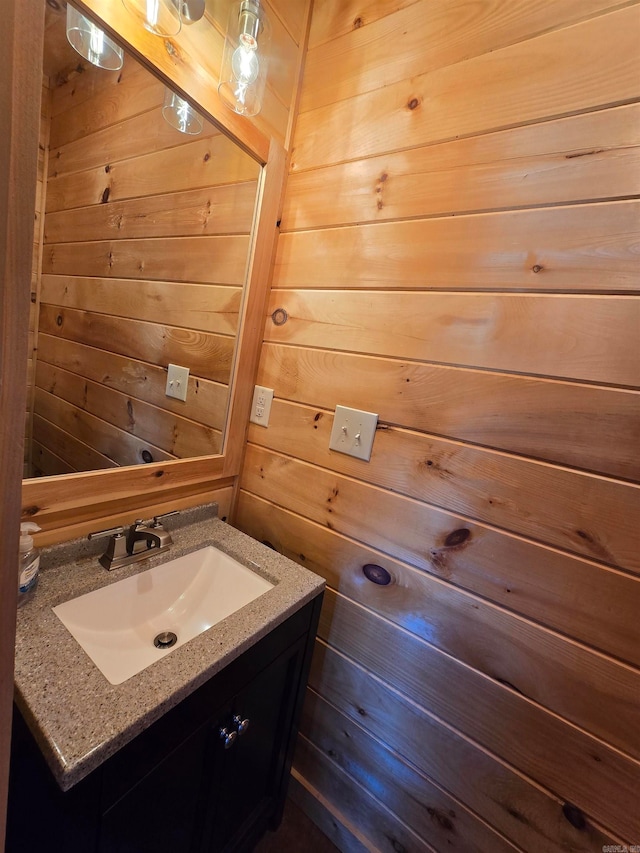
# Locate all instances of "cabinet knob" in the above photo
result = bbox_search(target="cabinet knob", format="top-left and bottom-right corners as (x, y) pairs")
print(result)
(219, 727), (237, 749)
(232, 714), (250, 736)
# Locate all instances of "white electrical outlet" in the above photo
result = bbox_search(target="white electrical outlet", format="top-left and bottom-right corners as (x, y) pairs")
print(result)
(329, 405), (378, 461)
(249, 385), (274, 426)
(165, 364), (189, 401)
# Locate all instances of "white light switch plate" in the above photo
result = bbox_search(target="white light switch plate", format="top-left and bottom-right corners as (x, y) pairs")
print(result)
(329, 405), (378, 461)
(165, 364), (189, 401)
(249, 385), (274, 426)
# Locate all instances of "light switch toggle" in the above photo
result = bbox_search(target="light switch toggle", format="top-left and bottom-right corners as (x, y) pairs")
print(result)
(329, 405), (378, 461)
(165, 363), (189, 401)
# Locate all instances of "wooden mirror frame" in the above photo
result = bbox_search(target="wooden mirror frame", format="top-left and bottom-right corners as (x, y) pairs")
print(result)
(21, 0), (286, 544)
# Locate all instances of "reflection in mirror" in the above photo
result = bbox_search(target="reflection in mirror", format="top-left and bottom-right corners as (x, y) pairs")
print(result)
(25, 1), (261, 480)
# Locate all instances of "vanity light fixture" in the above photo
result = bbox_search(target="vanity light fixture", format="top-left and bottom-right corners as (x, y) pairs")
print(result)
(162, 87), (203, 135)
(66, 4), (124, 70)
(218, 0), (271, 117)
(120, 0), (205, 37)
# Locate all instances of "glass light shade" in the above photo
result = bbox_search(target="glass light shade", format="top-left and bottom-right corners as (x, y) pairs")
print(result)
(66, 5), (124, 71)
(121, 0), (182, 37)
(162, 88), (203, 135)
(218, 0), (270, 118)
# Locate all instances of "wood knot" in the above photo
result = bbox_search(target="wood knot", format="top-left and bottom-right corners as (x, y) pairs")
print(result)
(407, 97), (420, 110)
(204, 152), (211, 162)
(362, 564), (392, 585)
(562, 803), (586, 831)
(532, 264), (543, 273)
(271, 307), (288, 326)
(353, 16), (363, 28)
(101, 187), (110, 204)
(105, 164), (111, 173)
(56, 314), (63, 327)
(506, 806), (528, 824)
(23, 505), (40, 516)
(427, 807), (455, 833)
(444, 528), (470, 547)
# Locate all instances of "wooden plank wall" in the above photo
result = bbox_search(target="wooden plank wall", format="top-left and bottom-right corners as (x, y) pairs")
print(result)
(235, 1), (640, 850)
(32, 44), (260, 477)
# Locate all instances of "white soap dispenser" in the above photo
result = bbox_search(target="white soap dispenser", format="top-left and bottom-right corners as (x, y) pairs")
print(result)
(18, 522), (41, 607)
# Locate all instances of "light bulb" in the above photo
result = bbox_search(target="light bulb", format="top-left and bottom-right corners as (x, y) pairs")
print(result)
(218, 0), (269, 117)
(232, 35), (259, 85)
(121, 0), (181, 36)
(88, 26), (105, 60)
(146, 0), (160, 28)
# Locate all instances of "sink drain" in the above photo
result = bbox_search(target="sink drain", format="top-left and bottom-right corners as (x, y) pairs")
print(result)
(154, 631), (178, 649)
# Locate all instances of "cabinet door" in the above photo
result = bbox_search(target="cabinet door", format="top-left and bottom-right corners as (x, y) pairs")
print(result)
(202, 640), (305, 852)
(99, 718), (210, 853)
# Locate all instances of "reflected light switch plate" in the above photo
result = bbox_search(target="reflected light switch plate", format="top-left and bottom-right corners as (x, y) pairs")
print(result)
(329, 405), (378, 461)
(165, 364), (189, 401)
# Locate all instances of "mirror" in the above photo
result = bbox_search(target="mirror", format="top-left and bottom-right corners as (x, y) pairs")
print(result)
(25, 1), (262, 479)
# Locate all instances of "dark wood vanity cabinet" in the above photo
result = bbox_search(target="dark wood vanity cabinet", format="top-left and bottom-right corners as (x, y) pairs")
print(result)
(7, 595), (322, 853)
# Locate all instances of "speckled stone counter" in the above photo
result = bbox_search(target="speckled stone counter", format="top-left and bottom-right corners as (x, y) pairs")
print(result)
(14, 504), (324, 791)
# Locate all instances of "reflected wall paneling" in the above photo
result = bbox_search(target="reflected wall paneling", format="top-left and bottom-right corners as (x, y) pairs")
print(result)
(31, 52), (259, 476)
(21, 0), (313, 546)
(236, 1), (640, 850)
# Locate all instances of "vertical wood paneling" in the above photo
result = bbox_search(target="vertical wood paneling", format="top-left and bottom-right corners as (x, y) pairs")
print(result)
(236, 1), (640, 849)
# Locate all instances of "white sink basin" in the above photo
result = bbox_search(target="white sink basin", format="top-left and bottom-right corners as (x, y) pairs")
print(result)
(53, 546), (274, 685)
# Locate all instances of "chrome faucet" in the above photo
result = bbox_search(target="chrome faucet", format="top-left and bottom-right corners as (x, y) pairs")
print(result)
(88, 512), (178, 570)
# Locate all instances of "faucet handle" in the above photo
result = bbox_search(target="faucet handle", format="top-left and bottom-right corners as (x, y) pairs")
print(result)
(88, 526), (125, 541)
(151, 511), (179, 527)
(88, 526), (128, 570)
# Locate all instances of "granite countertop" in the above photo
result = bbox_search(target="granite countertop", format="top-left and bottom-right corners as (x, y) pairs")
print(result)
(13, 504), (324, 791)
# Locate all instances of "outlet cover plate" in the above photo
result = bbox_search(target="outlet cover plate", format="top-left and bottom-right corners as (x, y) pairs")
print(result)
(249, 385), (274, 426)
(329, 405), (378, 461)
(165, 363), (189, 401)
